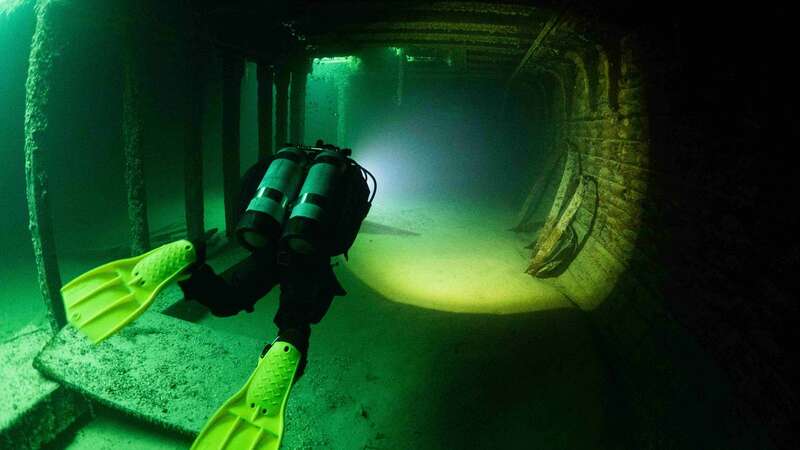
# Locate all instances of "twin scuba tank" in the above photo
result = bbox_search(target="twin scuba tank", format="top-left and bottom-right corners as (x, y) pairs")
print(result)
(236, 143), (373, 258)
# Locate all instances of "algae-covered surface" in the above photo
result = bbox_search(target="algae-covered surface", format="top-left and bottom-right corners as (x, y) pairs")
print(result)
(0, 4), (760, 446)
(34, 311), (264, 437)
(188, 198), (613, 450)
(31, 196), (613, 450)
(11, 194), (760, 450)
(1, 324), (86, 449)
(47, 405), (190, 450)
(0, 325), (60, 432)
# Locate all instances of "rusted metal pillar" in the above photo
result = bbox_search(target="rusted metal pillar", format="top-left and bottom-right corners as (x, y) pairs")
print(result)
(122, 32), (150, 255)
(184, 46), (205, 242)
(336, 74), (350, 147)
(257, 62), (274, 158)
(396, 48), (404, 107)
(222, 53), (244, 237)
(274, 64), (290, 148)
(24, 0), (67, 331)
(289, 57), (310, 145)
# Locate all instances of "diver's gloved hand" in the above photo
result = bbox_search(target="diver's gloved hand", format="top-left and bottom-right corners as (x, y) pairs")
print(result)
(187, 236), (208, 270)
(176, 236), (225, 315)
(177, 263), (252, 317)
(177, 255), (266, 318)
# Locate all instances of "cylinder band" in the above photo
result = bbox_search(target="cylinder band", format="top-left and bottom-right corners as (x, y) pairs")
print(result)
(254, 186), (289, 209)
(296, 192), (328, 208)
(313, 154), (345, 166)
(274, 148), (303, 163)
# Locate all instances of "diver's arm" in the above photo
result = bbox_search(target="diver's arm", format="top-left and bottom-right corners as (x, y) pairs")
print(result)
(179, 155), (278, 316)
(178, 250), (277, 316)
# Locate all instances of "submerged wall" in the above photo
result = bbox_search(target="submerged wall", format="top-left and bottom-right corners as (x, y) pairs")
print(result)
(511, 7), (790, 448)
(2, 1), (792, 447)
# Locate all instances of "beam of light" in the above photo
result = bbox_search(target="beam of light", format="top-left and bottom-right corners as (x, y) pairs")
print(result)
(349, 151), (406, 199)
(309, 56), (361, 83)
(342, 198), (573, 314)
(0, 0), (25, 14)
(312, 56), (361, 72)
(313, 56), (351, 65)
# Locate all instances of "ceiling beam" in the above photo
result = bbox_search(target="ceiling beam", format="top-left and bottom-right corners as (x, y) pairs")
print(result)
(506, 12), (563, 87)
(312, 31), (530, 48)
(311, 41), (527, 56)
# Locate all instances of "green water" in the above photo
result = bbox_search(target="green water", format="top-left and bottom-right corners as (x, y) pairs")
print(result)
(0, 2), (768, 450)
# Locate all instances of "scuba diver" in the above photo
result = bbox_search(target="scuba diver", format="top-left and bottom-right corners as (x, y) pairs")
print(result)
(179, 140), (374, 379)
(59, 140), (375, 449)
(187, 139), (375, 449)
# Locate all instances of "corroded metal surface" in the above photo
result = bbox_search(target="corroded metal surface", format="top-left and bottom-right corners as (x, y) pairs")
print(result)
(527, 174), (586, 276)
(358, 20), (535, 36)
(221, 53), (244, 237)
(1, 325), (88, 449)
(511, 149), (564, 232)
(529, 150), (578, 257)
(274, 65), (290, 149)
(289, 58), (310, 144)
(184, 45), (206, 243)
(34, 312), (263, 436)
(257, 62), (274, 158)
(122, 35), (151, 256)
(24, 0), (67, 331)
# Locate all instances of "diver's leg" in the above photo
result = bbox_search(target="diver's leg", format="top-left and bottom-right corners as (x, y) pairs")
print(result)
(273, 259), (346, 379)
(179, 250), (279, 316)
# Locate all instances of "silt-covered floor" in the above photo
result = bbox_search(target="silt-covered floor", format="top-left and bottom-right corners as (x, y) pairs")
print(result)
(45, 197), (613, 450)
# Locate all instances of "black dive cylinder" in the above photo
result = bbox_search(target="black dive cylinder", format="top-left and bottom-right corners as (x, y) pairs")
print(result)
(281, 149), (349, 255)
(236, 147), (308, 251)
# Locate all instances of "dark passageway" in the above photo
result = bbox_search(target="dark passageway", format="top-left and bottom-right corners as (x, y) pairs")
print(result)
(0, 1), (794, 449)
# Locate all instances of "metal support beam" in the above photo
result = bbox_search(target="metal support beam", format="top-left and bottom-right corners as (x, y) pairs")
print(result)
(256, 62), (274, 157)
(122, 32), (150, 256)
(274, 65), (290, 149)
(506, 12), (562, 88)
(221, 53), (244, 237)
(396, 47), (405, 106)
(289, 58), (310, 145)
(501, 10), (564, 131)
(24, 0), (67, 331)
(336, 75), (351, 148)
(184, 46), (205, 243)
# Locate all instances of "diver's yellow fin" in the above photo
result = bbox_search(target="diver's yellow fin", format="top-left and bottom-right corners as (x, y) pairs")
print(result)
(61, 239), (196, 344)
(191, 342), (301, 450)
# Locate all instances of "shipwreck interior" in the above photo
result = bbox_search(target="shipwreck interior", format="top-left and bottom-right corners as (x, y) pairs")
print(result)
(0, 1), (793, 449)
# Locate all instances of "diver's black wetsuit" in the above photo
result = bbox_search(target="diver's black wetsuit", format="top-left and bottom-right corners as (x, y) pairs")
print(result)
(177, 157), (347, 368)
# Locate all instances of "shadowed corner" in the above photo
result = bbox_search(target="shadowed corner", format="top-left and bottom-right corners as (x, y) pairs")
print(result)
(346, 305), (618, 450)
